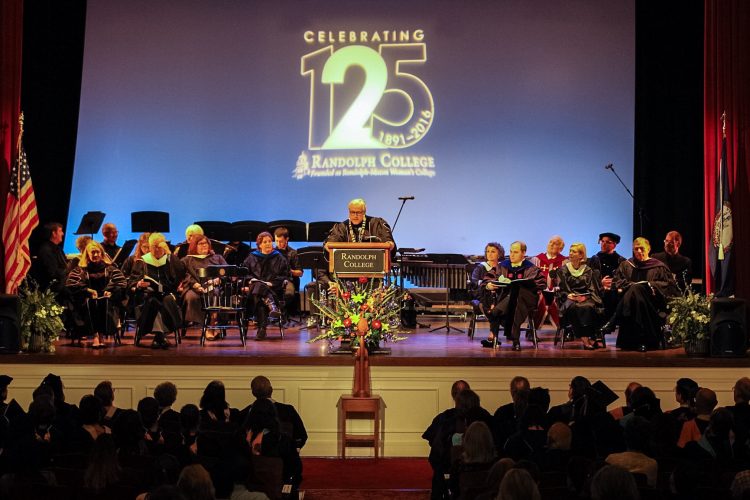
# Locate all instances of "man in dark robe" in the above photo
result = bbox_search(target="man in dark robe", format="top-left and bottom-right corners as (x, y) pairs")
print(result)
(651, 230), (693, 291)
(239, 376), (308, 451)
(274, 227), (302, 310)
(481, 241), (545, 351)
(587, 232), (626, 320)
(100, 222), (121, 261)
(603, 237), (679, 351)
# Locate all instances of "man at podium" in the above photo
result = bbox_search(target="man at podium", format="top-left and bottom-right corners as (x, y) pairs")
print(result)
(324, 198), (395, 250)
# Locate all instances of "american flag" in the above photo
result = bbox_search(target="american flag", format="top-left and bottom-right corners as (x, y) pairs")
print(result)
(3, 117), (39, 293)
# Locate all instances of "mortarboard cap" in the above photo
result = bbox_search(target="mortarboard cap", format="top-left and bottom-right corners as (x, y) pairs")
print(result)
(598, 232), (621, 244)
(0, 375), (12, 387)
(586, 380), (619, 408)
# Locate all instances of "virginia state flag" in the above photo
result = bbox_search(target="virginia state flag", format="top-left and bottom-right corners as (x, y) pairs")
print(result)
(709, 135), (734, 297)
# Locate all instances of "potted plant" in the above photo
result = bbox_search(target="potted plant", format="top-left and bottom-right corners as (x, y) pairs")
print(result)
(308, 276), (407, 352)
(667, 288), (712, 356)
(19, 279), (65, 353)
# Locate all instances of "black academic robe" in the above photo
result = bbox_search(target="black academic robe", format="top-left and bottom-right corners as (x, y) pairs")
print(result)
(32, 240), (68, 292)
(483, 259), (545, 340)
(652, 251), (693, 291)
(128, 253), (186, 334)
(180, 253), (228, 323)
(556, 263), (603, 338)
(613, 258), (680, 350)
(66, 263), (127, 338)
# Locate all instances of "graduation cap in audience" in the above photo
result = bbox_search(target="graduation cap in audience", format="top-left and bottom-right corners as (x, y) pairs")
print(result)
(585, 380), (619, 409)
(0, 375), (11, 388)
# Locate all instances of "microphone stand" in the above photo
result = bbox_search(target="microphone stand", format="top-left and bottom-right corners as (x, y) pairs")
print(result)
(605, 164), (647, 236)
(391, 197), (413, 233)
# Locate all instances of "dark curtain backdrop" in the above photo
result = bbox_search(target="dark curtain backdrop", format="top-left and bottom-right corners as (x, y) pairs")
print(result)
(0, 0), (24, 291)
(704, 0), (750, 299)
(13, 1), (746, 300)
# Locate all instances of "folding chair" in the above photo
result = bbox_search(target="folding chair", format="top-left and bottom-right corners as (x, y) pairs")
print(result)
(197, 265), (249, 346)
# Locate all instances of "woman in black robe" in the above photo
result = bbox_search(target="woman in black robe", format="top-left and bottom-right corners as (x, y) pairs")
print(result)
(556, 242), (604, 349)
(242, 231), (290, 340)
(66, 241), (127, 347)
(180, 234), (227, 329)
(129, 233), (185, 348)
(604, 237), (679, 351)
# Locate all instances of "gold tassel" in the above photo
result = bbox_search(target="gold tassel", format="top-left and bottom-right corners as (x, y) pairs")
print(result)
(718, 243), (725, 261)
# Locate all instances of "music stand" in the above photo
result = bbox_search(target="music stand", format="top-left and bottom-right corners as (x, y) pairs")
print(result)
(113, 239), (137, 267)
(428, 253), (470, 334)
(230, 220), (267, 244)
(307, 221), (338, 242)
(74, 211), (106, 236)
(194, 221), (232, 240)
(297, 246), (327, 330)
(131, 211), (170, 233)
(267, 220), (307, 242)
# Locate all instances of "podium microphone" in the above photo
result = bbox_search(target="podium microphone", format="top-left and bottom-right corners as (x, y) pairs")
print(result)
(604, 163), (613, 170)
(398, 195), (415, 200)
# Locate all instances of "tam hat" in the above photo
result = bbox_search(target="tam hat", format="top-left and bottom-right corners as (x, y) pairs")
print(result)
(598, 232), (621, 244)
(585, 380), (619, 409)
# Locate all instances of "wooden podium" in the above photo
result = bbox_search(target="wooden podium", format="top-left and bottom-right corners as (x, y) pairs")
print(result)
(326, 242), (391, 279)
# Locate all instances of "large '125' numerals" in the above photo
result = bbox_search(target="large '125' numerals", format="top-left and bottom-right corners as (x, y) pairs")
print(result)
(301, 43), (434, 150)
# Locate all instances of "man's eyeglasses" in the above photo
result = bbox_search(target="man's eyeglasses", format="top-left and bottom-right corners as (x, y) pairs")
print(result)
(349, 211), (364, 216)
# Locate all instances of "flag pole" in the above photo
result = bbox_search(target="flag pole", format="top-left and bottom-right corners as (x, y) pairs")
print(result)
(718, 111), (726, 261)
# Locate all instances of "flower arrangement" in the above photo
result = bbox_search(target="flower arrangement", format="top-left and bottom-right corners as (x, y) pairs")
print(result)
(19, 279), (65, 353)
(667, 288), (712, 343)
(308, 276), (407, 350)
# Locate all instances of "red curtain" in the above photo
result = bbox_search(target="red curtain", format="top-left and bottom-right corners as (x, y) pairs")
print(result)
(704, 0), (750, 299)
(0, 0), (25, 291)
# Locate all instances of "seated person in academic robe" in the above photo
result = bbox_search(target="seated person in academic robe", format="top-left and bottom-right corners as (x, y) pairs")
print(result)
(179, 234), (227, 332)
(129, 232), (186, 349)
(602, 237), (680, 352)
(470, 242), (504, 333)
(531, 235), (567, 329)
(555, 242), (604, 350)
(479, 241), (545, 351)
(274, 227), (303, 312)
(66, 241), (127, 348)
(222, 239), (251, 266)
(100, 222), (121, 262)
(651, 230), (693, 291)
(242, 231), (289, 340)
(587, 232), (626, 320)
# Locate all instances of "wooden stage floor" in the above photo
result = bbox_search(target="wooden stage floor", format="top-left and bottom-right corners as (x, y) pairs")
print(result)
(7, 317), (748, 368)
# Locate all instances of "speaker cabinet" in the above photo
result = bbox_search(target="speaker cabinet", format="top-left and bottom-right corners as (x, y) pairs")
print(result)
(0, 293), (20, 353)
(710, 298), (747, 357)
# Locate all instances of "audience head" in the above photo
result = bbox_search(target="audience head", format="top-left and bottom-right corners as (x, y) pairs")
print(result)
(598, 232), (620, 254)
(451, 380), (470, 402)
(707, 407), (735, 440)
(94, 380), (115, 407)
(486, 458), (515, 492)
(45, 222), (64, 244)
(188, 234), (213, 256)
(589, 465), (639, 500)
(154, 381), (178, 409)
(455, 389), (481, 413)
(462, 421), (496, 464)
(255, 231), (274, 253)
(244, 396), (279, 435)
(137, 396), (161, 429)
(41, 373), (66, 403)
(177, 464), (215, 500)
(624, 382), (642, 407)
(200, 380), (229, 416)
(102, 222), (118, 245)
(569, 376), (591, 402)
(734, 377), (750, 404)
(79, 394), (104, 426)
(630, 386), (660, 418)
(485, 242), (505, 263)
(509, 376), (530, 402)
(509, 241), (527, 264)
(111, 409), (145, 450)
(547, 422), (572, 450)
(694, 387), (718, 416)
(250, 375), (273, 399)
(497, 468), (540, 500)
(675, 377), (699, 406)
(28, 395), (56, 438)
(546, 235), (565, 256)
(180, 404), (200, 433)
(731, 470), (750, 500)
(664, 230), (682, 256)
(0, 375), (11, 402)
(632, 237), (651, 261)
(348, 198), (367, 224)
(528, 387), (551, 414)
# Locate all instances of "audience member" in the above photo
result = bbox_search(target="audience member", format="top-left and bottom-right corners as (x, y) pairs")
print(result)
(678, 387), (718, 447)
(94, 380), (123, 429)
(670, 377), (699, 422)
(493, 376), (530, 447)
(605, 416), (658, 487)
(609, 382), (642, 420)
(176, 464), (216, 500)
(589, 464), (640, 500)
(496, 468), (540, 500)
(240, 375), (307, 451)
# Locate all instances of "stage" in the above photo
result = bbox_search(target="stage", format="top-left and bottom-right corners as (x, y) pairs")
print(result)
(1, 318), (747, 457)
